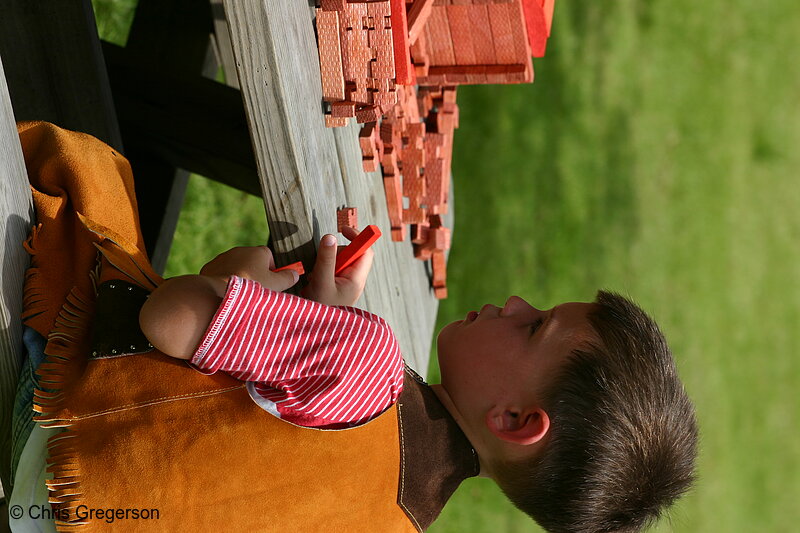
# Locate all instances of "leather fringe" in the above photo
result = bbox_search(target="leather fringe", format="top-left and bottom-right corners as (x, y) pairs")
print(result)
(31, 279), (96, 528)
(27, 235), (162, 529)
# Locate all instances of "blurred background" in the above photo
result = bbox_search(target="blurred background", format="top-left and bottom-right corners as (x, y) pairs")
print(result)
(95, 1), (799, 531)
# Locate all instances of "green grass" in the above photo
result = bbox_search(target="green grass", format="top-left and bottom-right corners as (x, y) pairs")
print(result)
(427, 2), (800, 531)
(162, 176), (269, 278)
(95, 0), (799, 531)
(91, 0), (138, 46)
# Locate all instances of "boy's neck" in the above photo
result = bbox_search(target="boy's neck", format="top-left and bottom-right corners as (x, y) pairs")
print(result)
(429, 383), (490, 478)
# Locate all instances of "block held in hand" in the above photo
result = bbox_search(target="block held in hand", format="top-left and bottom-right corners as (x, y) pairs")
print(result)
(335, 225), (381, 275)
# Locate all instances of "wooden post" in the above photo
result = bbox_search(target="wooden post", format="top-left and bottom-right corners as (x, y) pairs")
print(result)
(0, 53), (35, 501)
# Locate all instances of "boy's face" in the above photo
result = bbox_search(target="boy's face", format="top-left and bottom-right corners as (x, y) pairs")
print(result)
(436, 296), (598, 436)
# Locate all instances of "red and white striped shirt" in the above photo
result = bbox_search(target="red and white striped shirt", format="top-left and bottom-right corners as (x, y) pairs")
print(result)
(191, 276), (404, 429)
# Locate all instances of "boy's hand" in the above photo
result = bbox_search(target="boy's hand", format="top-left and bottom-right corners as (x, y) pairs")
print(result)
(302, 226), (374, 307)
(199, 246), (299, 296)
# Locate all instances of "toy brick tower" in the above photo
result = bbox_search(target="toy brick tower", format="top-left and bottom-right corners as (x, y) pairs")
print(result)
(410, 0), (554, 86)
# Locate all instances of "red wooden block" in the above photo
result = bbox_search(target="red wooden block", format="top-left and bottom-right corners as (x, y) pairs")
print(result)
(335, 224), (382, 274)
(380, 121), (398, 145)
(417, 72), (445, 85)
(434, 286), (448, 299)
(403, 205), (427, 224)
(332, 101), (357, 117)
(337, 207), (358, 232)
(367, 0), (391, 18)
(410, 30), (430, 78)
(356, 104), (382, 125)
(442, 86), (457, 104)
(354, 35), (373, 80)
(411, 223), (430, 244)
(425, 6), (455, 65)
(444, 70), (470, 84)
(320, 0), (345, 10)
(391, 226), (407, 241)
(413, 244), (432, 260)
(421, 226), (449, 252)
(521, 0), (548, 57)
(407, 121), (425, 142)
(542, 0), (555, 36)
(416, 90), (433, 117)
(381, 145), (399, 175)
(369, 27), (395, 78)
(325, 115), (348, 128)
(488, 3), (515, 64)
(359, 122), (376, 155)
(465, 4), (496, 64)
(316, 9), (346, 102)
(362, 157), (378, 172)
(509, 1), (533, 60)
(407, 0), (434, 45)
(425, 159), (445, 207)
(403, 169), (426, 201)
(432, 250), (446, 283)
(272, 261), (305, 276)
(446, 5), (476, 65)
(372, 87), (398, 109)
(389, 0), (415, 85)
(383, 174), (403, 225)
(344, 2), (368, 30)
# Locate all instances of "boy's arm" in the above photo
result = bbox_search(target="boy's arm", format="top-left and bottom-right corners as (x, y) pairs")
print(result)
(140, 242), (401, 428)
(190, 276), (404, 428)
(140, 246), (299, 360)
(139, 275), (226, 359)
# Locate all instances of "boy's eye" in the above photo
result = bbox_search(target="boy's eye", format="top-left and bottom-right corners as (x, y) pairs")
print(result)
(529, 318), (544, 336)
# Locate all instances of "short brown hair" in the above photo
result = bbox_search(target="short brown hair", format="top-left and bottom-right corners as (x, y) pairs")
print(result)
(492, 291), (698, 533)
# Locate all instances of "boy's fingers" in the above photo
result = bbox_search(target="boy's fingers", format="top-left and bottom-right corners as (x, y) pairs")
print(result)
(273, 268), (300, 290)
(261, 246), (276, 270)
(337, 246), (373, 283)
(314, 234), (338, 283)
(340, 225), (358, 241)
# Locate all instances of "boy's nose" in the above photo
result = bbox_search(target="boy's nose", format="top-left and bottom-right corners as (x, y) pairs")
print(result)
(501, 295), (538, 316)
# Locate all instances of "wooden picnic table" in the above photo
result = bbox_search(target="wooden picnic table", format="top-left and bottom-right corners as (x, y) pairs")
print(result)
(221, 0), (444, 375)
(0, 0), (447, 504)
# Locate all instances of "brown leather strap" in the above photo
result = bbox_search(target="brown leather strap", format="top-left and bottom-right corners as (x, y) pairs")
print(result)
(89, 280), (154, 358)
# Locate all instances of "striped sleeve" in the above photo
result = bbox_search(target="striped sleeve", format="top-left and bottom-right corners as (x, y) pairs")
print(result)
(191, 276), (404, 429)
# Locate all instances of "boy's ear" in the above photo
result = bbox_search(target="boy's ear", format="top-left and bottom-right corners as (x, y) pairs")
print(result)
(485, 406), (550, 446)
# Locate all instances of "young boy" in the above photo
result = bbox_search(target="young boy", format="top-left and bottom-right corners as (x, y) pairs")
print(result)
(140, 236), (698, 533)
(17, 121), (695, 532)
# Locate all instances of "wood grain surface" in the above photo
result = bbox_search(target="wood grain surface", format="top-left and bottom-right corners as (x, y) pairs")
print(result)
(0, 54), (34, 499)
(221, 0), (446, 374)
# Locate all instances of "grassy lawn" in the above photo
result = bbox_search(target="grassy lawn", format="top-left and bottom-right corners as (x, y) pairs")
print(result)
(94, 0), (799, 531)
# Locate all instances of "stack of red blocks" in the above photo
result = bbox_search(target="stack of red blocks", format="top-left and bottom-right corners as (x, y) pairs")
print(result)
(315, 0), (556, 298)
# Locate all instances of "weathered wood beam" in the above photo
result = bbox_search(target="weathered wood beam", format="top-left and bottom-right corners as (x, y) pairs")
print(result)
(120, 0), (219, 274)
(0, 53), (35, 500)
(102, 42), (259, 197)
(0, 0), (122, 151)
(209, 0), (240, 89)
(220, 1), (439, 373)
